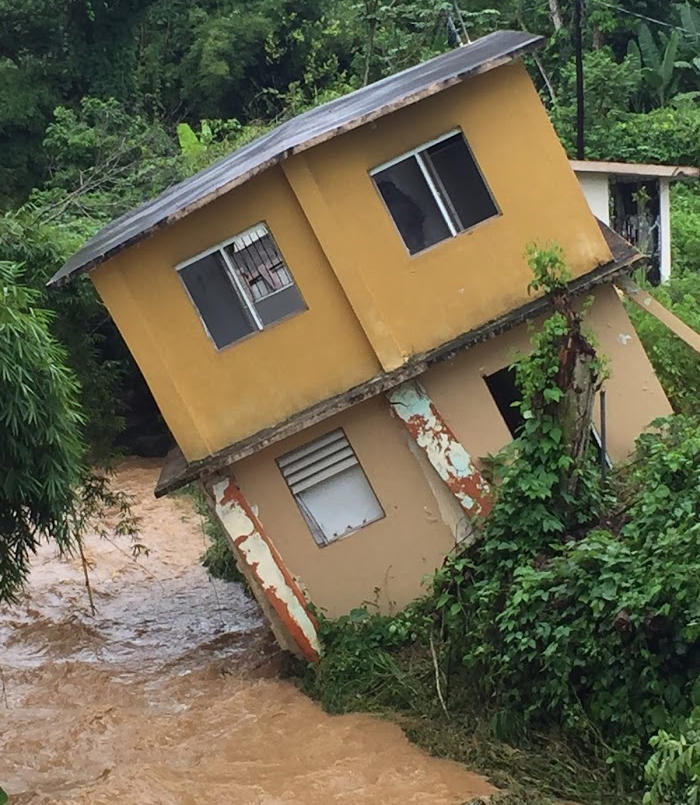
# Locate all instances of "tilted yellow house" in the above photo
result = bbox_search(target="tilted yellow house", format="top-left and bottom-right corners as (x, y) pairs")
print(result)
(51, 30), (671, 661)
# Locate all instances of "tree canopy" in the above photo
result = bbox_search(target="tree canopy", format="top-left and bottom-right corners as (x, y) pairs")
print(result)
(0, 0), (698, 602)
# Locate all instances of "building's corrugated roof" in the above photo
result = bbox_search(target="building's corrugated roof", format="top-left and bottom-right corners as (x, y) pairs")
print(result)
(49, 29), (543, 287)
(570, 160), (699, 179)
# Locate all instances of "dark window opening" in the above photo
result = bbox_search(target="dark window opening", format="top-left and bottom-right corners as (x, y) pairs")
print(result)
(372, 131), (498, 255)
(179, 252), (256, 349)
(484, 366), (524, 438)
(610, 178), (661, 285)
(484, 365), (611, 465)
(178, 223), (306, 349)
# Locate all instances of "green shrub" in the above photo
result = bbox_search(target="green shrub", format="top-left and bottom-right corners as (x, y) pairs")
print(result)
(644, 708), (700, 805)
(308, 251), (700, 794)
(626, 272), (700, 416)
(671, 184), (700, 276)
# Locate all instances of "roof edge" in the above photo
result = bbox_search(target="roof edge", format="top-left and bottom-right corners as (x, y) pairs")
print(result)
(155, 220), (639, 498)
(570, 159), (700, 179)
(49, 31), (544, 288)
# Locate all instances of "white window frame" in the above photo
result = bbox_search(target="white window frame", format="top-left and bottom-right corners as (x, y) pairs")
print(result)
(176, 222), (302, 348)
(277, 428), (385, 547)
(370, 127), (499, 251)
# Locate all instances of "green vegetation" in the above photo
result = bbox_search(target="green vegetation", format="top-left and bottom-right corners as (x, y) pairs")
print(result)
(0, 261), (138, 603)
(0, 261), (83, 590)
(305, 249), (700, 803)
(626, 271), (700, 416)
(190, 487), (249, 588)
(643, 708), (700, 804)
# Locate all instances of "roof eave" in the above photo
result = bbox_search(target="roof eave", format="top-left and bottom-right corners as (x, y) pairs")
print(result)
(570, 159), (700, 179)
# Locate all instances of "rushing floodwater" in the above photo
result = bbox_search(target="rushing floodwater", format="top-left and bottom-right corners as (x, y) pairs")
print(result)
(0, 458), (495, 804)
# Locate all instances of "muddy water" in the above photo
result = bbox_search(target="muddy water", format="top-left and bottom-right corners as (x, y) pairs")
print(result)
(0, 458), (495, 804)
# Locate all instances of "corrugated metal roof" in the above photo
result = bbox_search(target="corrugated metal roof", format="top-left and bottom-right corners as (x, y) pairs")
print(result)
(49, 29), (543, 287)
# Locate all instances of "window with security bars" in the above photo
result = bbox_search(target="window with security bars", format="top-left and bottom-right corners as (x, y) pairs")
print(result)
(177, 222), (306, 349)
(371, 129), (499, 255)
(277, 429), (384, 546)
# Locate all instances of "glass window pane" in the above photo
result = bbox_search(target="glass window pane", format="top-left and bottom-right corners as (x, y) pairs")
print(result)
(374, 157), (451, 254)
(179, 252), (256, 349)
(424, 133), (498, 231)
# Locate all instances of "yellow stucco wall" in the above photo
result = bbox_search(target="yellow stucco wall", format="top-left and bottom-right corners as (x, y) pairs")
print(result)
(90, 59), (612, 461)
(290, 60), (611, 364)
(231, 285), (670, 617)
(91, 167), (381, 460)
(232, 396), (458, 617)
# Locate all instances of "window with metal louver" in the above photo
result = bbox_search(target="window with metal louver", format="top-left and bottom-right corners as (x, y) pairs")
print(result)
(277, 429), (384, 546)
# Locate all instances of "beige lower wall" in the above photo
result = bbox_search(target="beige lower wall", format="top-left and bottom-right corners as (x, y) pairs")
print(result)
(230, 283), (671, 618)
(422, 283), (671, 463)
(232, 396), (458, 618)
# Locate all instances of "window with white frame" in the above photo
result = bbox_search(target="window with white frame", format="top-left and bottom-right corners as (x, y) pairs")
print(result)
(177, 222), (306, 349)
(277, 429), (384, 547)
(371, 129), (499, 255)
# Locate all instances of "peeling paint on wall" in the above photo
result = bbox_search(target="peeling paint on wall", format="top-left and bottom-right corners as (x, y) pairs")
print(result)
(388, 381), (491, 518)
(213, 477), (320, 662)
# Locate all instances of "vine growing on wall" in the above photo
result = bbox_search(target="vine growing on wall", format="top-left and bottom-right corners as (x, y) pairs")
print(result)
(306, 245), (700, 800)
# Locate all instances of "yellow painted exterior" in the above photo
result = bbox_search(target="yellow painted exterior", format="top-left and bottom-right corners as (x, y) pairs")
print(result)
(90, 59), (612, 462)
(91, 167), (382, 460)
(231, 286), (671, 617)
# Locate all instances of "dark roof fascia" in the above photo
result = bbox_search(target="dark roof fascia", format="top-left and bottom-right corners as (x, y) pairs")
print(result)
(49, 30), (543, 288)
(155, 221), (639, 497)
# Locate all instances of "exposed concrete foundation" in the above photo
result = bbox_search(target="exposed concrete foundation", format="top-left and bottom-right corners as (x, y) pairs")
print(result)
(205, 475), (320, 662)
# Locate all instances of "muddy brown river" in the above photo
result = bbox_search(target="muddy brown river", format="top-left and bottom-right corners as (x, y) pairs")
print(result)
(0, 458), (495, 804)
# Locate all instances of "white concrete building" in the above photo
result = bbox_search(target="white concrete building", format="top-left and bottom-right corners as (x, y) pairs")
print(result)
(571, 160), (699, 284)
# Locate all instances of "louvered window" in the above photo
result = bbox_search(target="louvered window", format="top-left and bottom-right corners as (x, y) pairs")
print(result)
(278, 429), (384, 546)
(177, 222), (306, 350)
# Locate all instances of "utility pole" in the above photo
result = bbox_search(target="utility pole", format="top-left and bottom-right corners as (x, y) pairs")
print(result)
(573, 0), (585, 159)
(452, 0), (470, 44)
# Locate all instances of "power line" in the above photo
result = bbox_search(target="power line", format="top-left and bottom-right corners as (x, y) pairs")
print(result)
(589, 0), (695, 36)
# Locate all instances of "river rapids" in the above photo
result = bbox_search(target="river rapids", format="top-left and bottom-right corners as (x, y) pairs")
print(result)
(0, 458), (495, 804)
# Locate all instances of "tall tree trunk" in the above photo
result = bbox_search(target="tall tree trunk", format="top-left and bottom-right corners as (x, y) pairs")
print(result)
(548, 0), (563, 31)
(552, 293), (599, 495)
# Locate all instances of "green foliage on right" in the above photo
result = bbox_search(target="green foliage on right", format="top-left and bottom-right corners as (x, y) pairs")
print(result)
(626, 271), (700, 416)
(306, 249), (700, 800)
(671, 184), (700, 276)
(644, 707), (700, 804)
